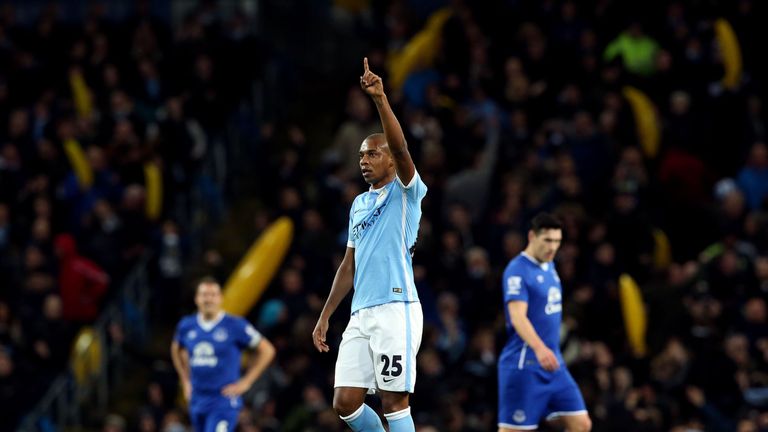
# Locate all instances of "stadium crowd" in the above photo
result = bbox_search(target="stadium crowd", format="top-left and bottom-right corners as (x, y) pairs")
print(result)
(2, 0), (768, 431)
(0, 1), (252, 429)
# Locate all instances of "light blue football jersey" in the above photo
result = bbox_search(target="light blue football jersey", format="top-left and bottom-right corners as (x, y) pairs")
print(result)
(500, 253), (564, 370)
(347, 172), (427, 313)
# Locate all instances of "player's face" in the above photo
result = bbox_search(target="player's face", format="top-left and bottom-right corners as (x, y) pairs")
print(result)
(195, 283), (222, 317)
(359, 139), (393, 187)
(529, 228), (562, 262)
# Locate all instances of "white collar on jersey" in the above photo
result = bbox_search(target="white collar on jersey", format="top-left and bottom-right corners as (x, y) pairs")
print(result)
(368, 183), (386, 193)
(522, 252), (549, 271)
(197, 311), (225, 331)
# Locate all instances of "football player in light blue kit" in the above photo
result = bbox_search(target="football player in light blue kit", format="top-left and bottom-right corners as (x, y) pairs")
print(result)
(171, 277), (275, 432)
(499, 213), (591, 432)
(312, 57), (427, 432)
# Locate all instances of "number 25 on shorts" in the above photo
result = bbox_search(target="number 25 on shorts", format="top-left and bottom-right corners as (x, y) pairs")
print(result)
(380, 354), (402, 382)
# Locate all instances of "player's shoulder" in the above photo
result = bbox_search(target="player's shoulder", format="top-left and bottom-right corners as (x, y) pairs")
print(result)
(395, 171), (426, 191)
(350, 191), (367, 208)
(504, 254), (530, 274)
(222, 313), (249, 327)
(180, 314), (198, 325)
(175, 314), (197, 330)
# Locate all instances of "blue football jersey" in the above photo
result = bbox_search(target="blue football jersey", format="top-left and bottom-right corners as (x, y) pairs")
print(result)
(347, 172), (427, 313)
(174, 313), (262, 393)
(500, 253), (564, 369)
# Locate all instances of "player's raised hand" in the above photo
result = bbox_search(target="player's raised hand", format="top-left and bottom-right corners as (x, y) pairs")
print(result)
(312, 318), (330, 352)
(534, 346), (560, 371)
(360, 57), (384, 98)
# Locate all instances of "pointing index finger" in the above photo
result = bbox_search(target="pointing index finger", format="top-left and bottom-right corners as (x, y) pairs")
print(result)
(363, 57), (369, 73)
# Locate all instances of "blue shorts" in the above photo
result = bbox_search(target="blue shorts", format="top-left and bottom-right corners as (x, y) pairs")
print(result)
(498, 366), (587, 429)
(189, 393), (241, 432)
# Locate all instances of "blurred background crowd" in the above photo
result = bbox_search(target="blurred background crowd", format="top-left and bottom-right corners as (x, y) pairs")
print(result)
(2, 0), (768, 431)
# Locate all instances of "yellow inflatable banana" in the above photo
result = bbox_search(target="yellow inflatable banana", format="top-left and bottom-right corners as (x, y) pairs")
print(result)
(143, 161), (163, 221)
(387, 8), (452, 91)
(652, 228), (672, 271)
(623, 86), (660, 159)
(222, 217), (294, 316)
(714, 18), (742, 90)
(619, 274), (648, 357)
(71, 326), (102, 386)
(63, 138), (94, 190)
(69, 69), (94, 119)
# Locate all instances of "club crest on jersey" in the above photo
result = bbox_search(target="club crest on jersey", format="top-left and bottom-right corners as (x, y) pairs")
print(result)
(213, 328), (228, 342)
(191, 342), (218, 367)
(545, 287), (562, 315)
(536, 275), (544, 283)
(187, 330), (197, 340)
(513, 410), (526, 423)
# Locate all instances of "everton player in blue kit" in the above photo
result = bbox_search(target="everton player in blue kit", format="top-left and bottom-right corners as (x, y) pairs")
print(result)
(171, 277), (275, 432)
(312, 58), (427, 432)
(499, 214), (591, 431)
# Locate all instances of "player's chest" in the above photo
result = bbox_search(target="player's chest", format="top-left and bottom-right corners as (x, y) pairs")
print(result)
(351, 189), (394, 231)
(526, 269), (562, 301)
(184, 326), (232, 347)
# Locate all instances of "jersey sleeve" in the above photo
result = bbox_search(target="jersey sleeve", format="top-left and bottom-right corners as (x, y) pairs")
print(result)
(503, 263), (529, 304)
(346, 201), (356, 249)
(173, 319), (187, 350)
(396, 170), (427, 203)
(234, 318), (263, 349)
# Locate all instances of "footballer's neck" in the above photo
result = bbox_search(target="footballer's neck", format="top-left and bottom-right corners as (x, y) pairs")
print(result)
(523, 248), (544, 264)
(371, 172), (395, 190)
(201, 310), (223, 322)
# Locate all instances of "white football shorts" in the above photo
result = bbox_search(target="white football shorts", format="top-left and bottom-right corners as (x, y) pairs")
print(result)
(334, 301), (423, 393)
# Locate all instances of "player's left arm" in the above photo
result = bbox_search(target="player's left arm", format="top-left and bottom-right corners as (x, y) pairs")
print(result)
(507, 301), (559, 371)
(222, 325), (276, 397)
(221, 338), (276, 397)
(503, 268), (559, 371)
(360, 57), (415, 185)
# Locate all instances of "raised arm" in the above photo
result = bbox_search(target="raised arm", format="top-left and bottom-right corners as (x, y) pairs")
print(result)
(312, 247), (356, 352)
(360, 57), (415, 184)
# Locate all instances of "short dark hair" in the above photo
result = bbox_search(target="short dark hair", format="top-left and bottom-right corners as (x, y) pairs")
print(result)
(530, 212), (563, 233)
(196, 276), (221, 292)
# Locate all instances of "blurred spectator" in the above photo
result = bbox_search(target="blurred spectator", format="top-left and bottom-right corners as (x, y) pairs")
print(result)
(326, 86), (380, 179)
(737, 142), (768, 210)
(27, 294), (73, 378)
(603, 22), (661, 77)
(102, 413), (127, 432)
(151, 220), (187, 321)
(0, 346), (24, 431)
(54, 233), (109, 323)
